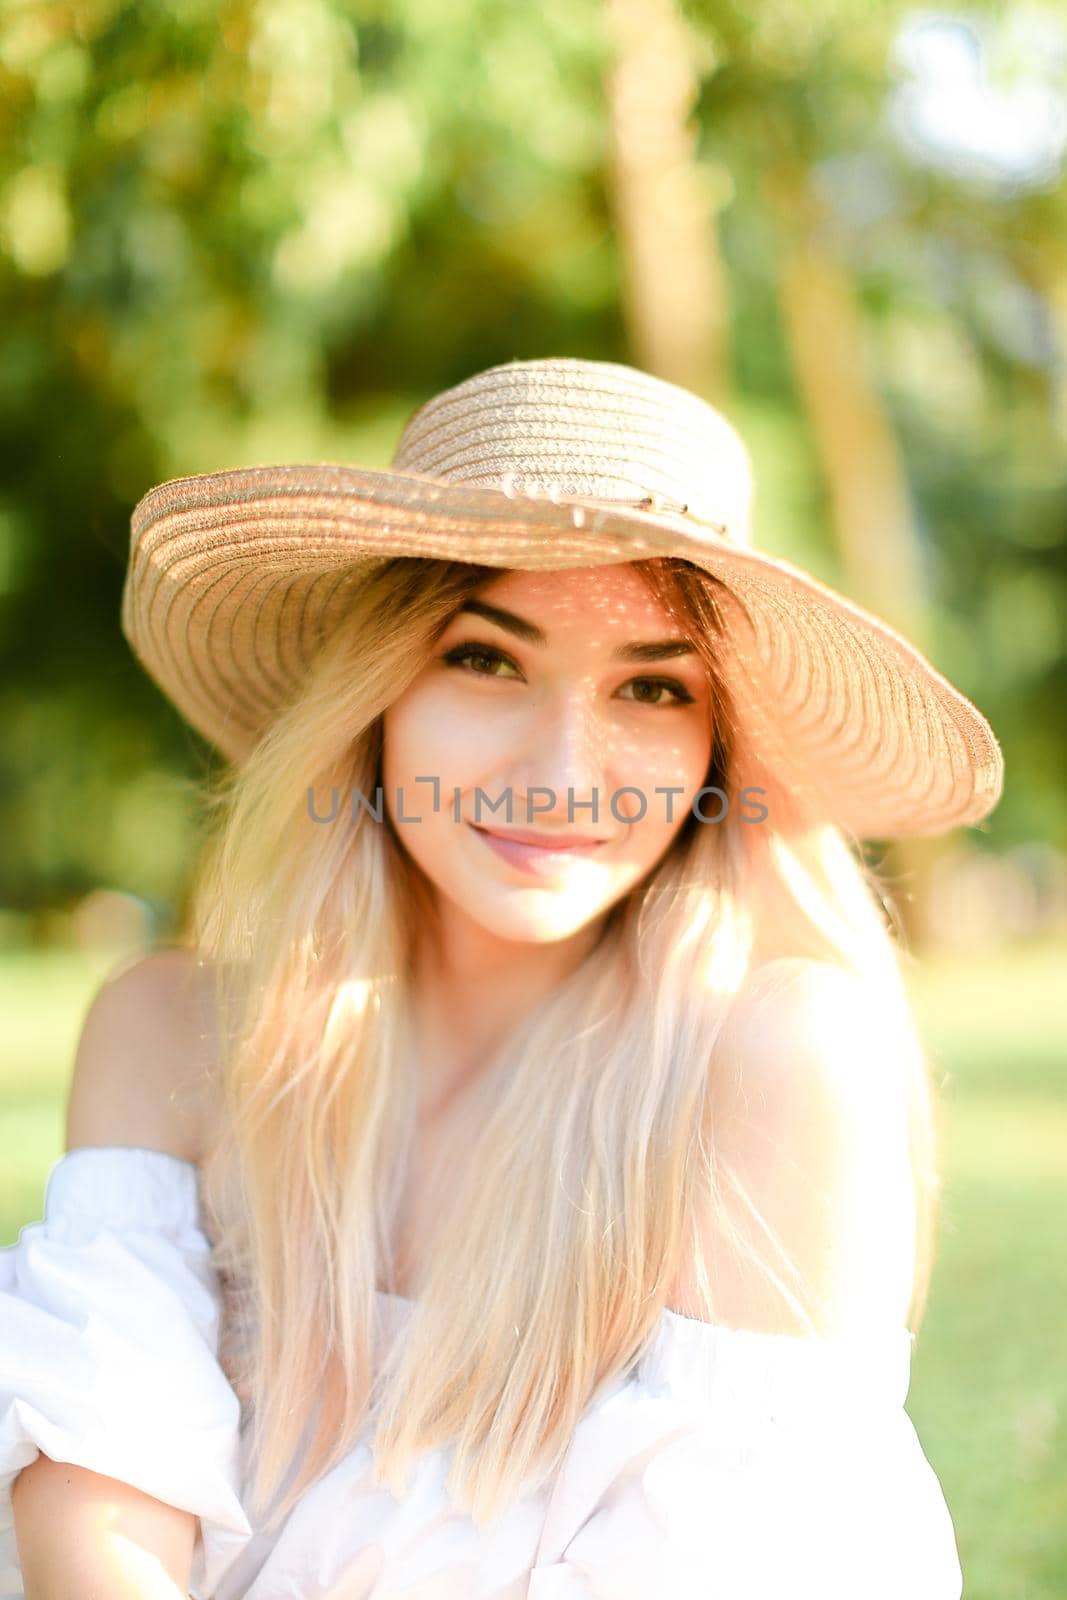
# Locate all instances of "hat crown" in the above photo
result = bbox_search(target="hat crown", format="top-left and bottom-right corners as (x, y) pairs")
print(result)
(389, 357), (754, 546)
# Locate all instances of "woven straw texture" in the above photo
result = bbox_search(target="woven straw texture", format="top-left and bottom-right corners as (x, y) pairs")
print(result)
(121, 357), (1003, 839)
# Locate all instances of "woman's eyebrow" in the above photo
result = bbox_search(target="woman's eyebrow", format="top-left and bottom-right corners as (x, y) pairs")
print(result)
(454, 599), (697, 662)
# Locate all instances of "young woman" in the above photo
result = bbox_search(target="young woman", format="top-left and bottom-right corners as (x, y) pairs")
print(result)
(2, 358), (1002, 1598)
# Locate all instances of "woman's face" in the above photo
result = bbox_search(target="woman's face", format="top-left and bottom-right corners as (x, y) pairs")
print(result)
(381, 564), (715, 944)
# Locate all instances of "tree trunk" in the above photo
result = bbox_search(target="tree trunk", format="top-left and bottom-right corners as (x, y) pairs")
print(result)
(604, 0), (730, 405)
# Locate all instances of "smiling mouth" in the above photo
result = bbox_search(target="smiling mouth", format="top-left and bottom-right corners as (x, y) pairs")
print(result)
(467, 822), (609, 875)
(470, 825), (607, 852)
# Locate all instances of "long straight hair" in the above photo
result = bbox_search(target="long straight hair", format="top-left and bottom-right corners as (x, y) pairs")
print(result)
(184, 554), (942, 1534)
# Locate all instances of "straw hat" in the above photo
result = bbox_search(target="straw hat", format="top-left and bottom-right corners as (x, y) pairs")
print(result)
(121, 356), (1003, 839)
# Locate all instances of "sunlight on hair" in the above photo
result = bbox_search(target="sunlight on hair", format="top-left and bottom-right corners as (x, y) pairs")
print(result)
(183, 554), (944, 1534)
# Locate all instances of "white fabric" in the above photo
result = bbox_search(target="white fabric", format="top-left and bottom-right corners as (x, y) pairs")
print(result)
(0, 1146), (964, 1599)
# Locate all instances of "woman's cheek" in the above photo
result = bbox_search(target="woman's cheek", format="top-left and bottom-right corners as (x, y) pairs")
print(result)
(622, 735), (710, 832)
(383, 693), (451, 796)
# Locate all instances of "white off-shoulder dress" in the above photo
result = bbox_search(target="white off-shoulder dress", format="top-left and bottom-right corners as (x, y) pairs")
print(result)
(0, 1145), (964, 1599)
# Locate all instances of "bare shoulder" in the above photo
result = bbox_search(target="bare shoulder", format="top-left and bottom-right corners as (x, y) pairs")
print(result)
(672, 956), (917, 1335)
(712, 954), (917, 1169)
(65, 946), (227, 1165)
(712, 956), (890, 1108)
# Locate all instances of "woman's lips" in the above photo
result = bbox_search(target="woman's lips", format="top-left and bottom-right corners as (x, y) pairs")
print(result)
(468, 823), (608, 878)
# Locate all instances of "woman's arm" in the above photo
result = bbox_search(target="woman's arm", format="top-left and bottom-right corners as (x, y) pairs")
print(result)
(12, 1456), (195, 1600)
(11, 949), (216, 1598)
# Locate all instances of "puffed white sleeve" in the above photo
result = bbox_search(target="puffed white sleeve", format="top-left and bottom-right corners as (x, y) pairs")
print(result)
(0, 1144), (254, 1599)
(527, 1312), (964, 1600)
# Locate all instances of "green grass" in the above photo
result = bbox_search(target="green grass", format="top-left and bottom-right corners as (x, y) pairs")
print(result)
(0, 945), (108, 1229)
(902, 942), (1067, 1600)
(1, 939), (1064, 1597)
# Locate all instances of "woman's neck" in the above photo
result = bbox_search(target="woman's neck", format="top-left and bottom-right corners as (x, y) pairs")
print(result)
(408, 906), (604, 1120)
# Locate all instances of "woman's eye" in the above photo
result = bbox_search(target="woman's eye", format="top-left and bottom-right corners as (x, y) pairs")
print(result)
(442, 643), (522, 679)
(619, 677), (696, 707)
(441, 646), (694, 706)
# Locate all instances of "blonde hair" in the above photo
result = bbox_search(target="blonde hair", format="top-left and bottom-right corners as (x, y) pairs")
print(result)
(183, 554), (943, 1535)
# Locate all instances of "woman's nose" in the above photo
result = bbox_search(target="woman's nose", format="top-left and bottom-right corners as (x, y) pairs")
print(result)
(517, 689), (611, 825)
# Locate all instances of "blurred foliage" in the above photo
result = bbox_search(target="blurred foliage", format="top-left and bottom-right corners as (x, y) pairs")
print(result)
(0, 0), (1064, 918)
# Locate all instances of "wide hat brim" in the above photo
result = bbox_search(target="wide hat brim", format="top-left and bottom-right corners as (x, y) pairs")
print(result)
(121, 461), (1004, 840)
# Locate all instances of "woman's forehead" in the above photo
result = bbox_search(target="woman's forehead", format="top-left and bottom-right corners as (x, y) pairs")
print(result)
(466, 563), (687, 628)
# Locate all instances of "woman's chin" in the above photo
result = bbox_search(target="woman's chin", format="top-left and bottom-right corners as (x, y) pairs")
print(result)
(449, 889), (610, 946)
